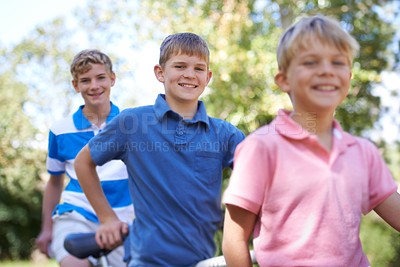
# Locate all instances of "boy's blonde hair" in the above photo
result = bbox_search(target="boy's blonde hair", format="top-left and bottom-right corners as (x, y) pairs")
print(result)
(70, 49), (114, 81)
(277, 15), (360, 72)
(159, 32), (210, 67)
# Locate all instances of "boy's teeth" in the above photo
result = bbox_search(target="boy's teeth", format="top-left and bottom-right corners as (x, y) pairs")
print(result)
(180, 83), (196, 88)
(318, 86), (335, 91)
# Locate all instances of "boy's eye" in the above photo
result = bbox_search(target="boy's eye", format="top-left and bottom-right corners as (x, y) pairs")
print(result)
(333, 60), (346, 65)
(175, 65), (184, 69)
(303, 60), (317, 66)
(195, 67), (205, 71)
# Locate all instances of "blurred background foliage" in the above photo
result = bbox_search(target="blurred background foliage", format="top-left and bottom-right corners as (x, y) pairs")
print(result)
(0, 0), (399, 266)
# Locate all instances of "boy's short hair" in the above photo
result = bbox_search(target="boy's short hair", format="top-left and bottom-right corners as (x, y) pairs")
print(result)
(158, 32), (210, 67)
(70, 49), (114, 81)
(277, 15), (360, 72)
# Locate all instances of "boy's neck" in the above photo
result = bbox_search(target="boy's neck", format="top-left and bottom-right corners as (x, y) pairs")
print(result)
(166, 97), (198, 120)
(82, 103), (111, 127)
(175, 105), (197, 120)
(290, 110), (335, 152)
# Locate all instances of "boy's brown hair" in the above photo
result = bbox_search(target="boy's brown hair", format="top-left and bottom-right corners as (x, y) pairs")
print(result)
(70, 49), (114, 81)
(158, 32), (210, 67)
(277, 15), (360, 72)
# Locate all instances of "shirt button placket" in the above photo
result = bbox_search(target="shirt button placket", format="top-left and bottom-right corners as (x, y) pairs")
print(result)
(175, 120), (187, 145)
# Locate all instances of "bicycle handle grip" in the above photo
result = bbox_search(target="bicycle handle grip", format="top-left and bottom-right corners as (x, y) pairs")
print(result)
(64, 232), (111, 259)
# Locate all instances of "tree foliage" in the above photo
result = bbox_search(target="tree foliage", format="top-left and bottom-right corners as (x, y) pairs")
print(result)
(0, 57), (46, 259)
(138, 0), (397, 136)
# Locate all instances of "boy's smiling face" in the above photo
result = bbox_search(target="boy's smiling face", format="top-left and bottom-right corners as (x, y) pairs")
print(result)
(154, 53), (212, 108)
(72, 63), (115, 108)
(275, 40), (352, 115)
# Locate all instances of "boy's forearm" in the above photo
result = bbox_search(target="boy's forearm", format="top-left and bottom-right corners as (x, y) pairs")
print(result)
(374, 191), (400, 231)
(223, 221), (253, 267)
(223, 204), (257, 267)
(75, 146), (118, 223)
(223, 242), (253, 267)
(83, 175), (117, 223)
(41, 175), (64, 230)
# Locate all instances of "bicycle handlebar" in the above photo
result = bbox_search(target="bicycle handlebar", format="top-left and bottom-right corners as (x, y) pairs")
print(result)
(64, 232), (111, 259)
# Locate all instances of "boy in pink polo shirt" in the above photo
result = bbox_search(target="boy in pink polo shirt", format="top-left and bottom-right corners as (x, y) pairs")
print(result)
(222, 15), (400, 267)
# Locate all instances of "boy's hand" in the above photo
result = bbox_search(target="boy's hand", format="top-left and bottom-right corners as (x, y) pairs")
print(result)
(35, 229), (52, 257)
(95, 218), (129, 250)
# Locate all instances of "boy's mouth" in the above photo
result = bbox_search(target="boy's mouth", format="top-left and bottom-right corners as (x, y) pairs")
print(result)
(179, 83), (197, 88)
(89, 91), (104, 97)
(314, 85), (336, 91)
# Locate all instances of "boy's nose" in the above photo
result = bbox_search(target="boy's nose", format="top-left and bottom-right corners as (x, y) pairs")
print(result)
(319, 61), (334, 75)
(183, 68), (196, 78)
(89, 80), (100, 88)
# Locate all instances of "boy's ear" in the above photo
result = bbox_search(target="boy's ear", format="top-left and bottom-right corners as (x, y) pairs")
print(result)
(206, 70), (212, 84)
(154, 64), (165, 82)
(274, 71), (290, 93)
(110, 72), (116, 86)
(72, 80), (80, 93)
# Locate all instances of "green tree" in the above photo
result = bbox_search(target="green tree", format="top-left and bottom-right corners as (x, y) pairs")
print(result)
(0, 53), (46, 259)
(134, 0), (398, 137)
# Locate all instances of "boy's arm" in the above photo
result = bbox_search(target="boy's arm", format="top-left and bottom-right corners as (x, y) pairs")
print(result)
(374, 191), (400, 231)
(35, 174), (64, 257)
(74, 145), (128, 250)
(222, 204), (257, 267)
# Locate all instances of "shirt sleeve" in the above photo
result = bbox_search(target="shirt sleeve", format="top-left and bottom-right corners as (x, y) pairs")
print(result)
(223, 134), (273, 215)
(46, 130), (65, 175)
(363, 139), (398, 213)
(224, 123), (246, 169)
(88, 111), (129, 166)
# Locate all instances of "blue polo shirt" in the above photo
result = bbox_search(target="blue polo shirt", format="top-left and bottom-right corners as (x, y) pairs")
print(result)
(46, 102), (134, 223)
(89, 94), (245, 266)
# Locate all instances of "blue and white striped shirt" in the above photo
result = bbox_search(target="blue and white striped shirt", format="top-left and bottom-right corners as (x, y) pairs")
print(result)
(46, 102), (134, 223)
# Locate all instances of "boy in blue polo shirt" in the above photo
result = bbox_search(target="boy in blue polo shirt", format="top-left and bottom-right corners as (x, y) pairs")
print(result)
(36, 49), (134, 267)
(75, 33), (245, 266)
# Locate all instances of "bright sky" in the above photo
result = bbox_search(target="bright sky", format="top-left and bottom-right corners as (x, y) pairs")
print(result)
(0, 0), (87, 46)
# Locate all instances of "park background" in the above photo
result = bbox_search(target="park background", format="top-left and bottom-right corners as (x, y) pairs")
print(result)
(0, 0), (399, 266)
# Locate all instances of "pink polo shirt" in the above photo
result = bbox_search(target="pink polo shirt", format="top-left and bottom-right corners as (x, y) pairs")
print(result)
(224, 109), (397, 267)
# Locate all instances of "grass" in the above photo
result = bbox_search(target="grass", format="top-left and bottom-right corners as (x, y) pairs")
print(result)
(0, 260), (57, 267)
(0, 250), (58, 267)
